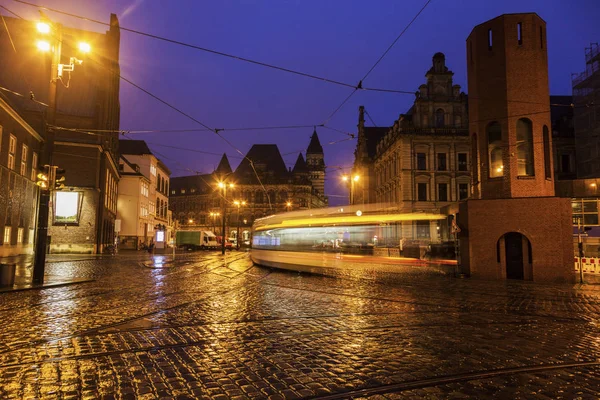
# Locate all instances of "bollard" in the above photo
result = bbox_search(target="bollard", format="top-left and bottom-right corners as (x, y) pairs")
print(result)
(0, 263), (16, 287)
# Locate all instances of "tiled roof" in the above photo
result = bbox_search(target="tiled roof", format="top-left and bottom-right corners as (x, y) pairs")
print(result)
(234, 144), (289, 183)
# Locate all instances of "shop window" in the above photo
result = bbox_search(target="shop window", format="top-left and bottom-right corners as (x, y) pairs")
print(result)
(416, 220), (430, 239)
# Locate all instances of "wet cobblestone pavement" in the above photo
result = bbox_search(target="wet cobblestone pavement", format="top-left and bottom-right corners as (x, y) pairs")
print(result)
(1, 252), (600, 399)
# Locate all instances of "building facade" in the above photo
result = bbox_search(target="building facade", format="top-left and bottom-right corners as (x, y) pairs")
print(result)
(0, 94), (43, 257)
(117, 140), (171, 250)
(572, 43), (600, 178)
(0, 15), (121, 254)
(458, 13), (573, 283)
(170, 133), (328, 244)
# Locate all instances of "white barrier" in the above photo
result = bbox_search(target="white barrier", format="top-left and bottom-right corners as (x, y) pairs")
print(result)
(574, 257), (600, 274)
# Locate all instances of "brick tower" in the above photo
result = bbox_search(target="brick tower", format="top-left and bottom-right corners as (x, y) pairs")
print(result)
(457, 13), (574, 283)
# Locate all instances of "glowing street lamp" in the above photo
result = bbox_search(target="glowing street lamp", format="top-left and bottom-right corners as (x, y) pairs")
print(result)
(36, 40), (51, 52)
(78, 42), (91, 53)
(342, 174), (360, 205)
(233, 200), (247, 250)
(36, 21), (51, 34)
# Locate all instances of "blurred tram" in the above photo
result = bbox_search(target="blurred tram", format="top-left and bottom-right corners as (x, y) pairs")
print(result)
(250, 204), (458, 276)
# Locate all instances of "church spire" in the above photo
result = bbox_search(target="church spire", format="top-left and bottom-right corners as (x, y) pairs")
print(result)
(306, 128), (323, 154)
(215, 153), (232, 175)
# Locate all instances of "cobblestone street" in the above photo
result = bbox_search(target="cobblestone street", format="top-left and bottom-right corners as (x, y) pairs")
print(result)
(1, 252), (600, 399)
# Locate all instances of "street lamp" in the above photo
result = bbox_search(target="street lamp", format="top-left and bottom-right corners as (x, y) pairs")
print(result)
(342, 174), (360, 205)
(32, 18), (91, 284)
(286, 201), (292, 212)
(188, 218), (193, 224)
(233, 200), (247, 250)
(218, 181), (235, 255)
(209, 212), (220, 234)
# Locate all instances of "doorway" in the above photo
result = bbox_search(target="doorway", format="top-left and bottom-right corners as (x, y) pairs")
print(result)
(504, 232), (526, 279)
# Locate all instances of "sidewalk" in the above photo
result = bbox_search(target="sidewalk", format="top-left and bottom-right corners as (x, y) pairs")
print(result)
(0, 254), (94, 293)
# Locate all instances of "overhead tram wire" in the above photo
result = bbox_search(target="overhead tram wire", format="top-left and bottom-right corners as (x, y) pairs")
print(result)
(11, 1), (576, 110)
(321, 0), (432, 125)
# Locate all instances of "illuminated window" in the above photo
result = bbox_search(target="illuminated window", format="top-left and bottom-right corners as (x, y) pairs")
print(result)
(487, 122), (503, 178)
(54, 192), (81, 224)
(31, 152), (38, 181)
(150, 164), (157, 176)
(572, 200), (599, 226)
(17, 228), (23, 244)
(516, 118), (534, 176)
(3, 226), (11, 244)
(29, 228), (34, 244)
(8, 134), (16, 170)
(20, 144), (28, 176)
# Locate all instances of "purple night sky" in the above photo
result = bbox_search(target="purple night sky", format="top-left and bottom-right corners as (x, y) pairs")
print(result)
(6, 0), (600, 205)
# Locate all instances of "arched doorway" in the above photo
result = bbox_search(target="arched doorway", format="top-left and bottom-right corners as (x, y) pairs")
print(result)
(501, 232), (532, 280)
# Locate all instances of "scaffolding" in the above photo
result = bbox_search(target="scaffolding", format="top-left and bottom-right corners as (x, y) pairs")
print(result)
(572, 43), (600, 178)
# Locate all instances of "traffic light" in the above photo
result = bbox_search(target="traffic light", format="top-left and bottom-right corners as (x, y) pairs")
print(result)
(54, 168), (66, 190)
(36, 166), (50, 189)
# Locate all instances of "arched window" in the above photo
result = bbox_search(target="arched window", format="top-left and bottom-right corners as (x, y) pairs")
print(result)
(472, 133), (479, 183)
(516, 118), (534, 176)
(487, 123), (503, 177)
(280, 191), (288, 203)
(543, 125), (551, 179)
(435, 108), (445, 128)
(255, 191), (263, 204)
(267, 190), (276, 204)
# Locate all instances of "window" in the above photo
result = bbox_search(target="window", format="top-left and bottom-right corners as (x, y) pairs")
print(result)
(29, 228), (34, 245)
(150, 164), (157, 176)
(416, 153), (427, 170)
(458, 183), (469, 200)
(540, 26), (544, 49)
(437, 153), (447, 171)
(31, 152), (38, 181)
(561, 154), (571, 173)
(416, 220), (430, 239)
(572, 200), (599, 226)
(171, 190), (176, 195)
(487, 122), (503, 178)
(417, 183), (428, 201)
(488, 29), (493, 49)
(438, 183), (448, 202)
(543, 125), (551, 179)
(8, 134), (16, 170)
(3, 226), (11, 244)
(20, 144), (28, 176)
(190, 188), (196, 193)
(17, 228), (23, 244)
(517, 22), (522, 45)
(472, 133), (479, 182)
(516, 118), (534, 176)
(181, 189), (186, 194)
(457, 153), (468, 171)
(435, 109), (445, 128)
(141, 181), (149, 197)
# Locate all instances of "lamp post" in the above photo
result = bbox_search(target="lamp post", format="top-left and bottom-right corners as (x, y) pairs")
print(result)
(342, 174), (360, 205)
(33, 19), (91, 284)
(218, 181), (234, 255)
(233, 200), (246, 250)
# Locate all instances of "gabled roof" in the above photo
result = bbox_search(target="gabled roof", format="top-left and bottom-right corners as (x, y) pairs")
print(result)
(292, 153), (308, 173)
(306, 129), (323, 154)
(119, 139), (152, 156)
(215, 153), (232, 175)
(234, 144), (289, 183)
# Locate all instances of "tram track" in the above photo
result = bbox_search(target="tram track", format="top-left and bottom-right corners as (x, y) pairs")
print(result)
(0, 253), (247, 312)
(314, 361), (600, 399)
(0, 267), (270, 355)
(0, 315), (573, 368)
